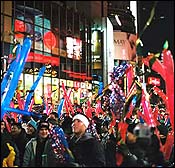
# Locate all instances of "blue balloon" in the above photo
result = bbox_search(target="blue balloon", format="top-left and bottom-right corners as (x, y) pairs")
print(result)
(57, 98), (64, 118)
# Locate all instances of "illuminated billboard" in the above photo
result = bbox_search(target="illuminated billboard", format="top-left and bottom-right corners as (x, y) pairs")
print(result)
(113, 32), (137, 61)
(66, 37), (82, 60)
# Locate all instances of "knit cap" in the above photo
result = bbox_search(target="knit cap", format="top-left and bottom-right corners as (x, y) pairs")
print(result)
(27, 119), (37, 130)
(73, 113), (89, 128)
(37, 120), (50, 130)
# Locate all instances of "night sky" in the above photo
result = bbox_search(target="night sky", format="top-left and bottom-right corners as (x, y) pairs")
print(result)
(137, 1), (174, 57)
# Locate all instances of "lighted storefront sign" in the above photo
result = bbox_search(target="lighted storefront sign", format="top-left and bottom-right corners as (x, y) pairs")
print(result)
(92, 30), (101, 56)
(148, 77), (160, 86)
(67, 80), (74, 87)
(74, 81), (80, 88)
(86, 82), (92, 90)
(14, 15), (63, 56)
(60, 79), (67, 86)
(26, 52), (60, 66)
(66, 37), (82, 60)
(73, 88), (81, 105)
(80, 82), (86, 89)
(63, 70), (92, 81)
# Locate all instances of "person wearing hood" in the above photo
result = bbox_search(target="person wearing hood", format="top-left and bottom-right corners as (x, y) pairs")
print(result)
(68, 113), (106, 167)
(23, 120), (64, 167)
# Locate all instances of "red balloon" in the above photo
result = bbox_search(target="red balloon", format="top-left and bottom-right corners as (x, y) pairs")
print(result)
(162, 49), (174, 131)
(126, 65), (135, 92)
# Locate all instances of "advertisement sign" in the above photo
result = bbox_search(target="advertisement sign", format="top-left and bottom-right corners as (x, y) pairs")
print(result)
(74, 81), (80, 89)
(148, 77), (160, 86)
(67, 80), (74, 87)
(80, 82), (86, 89)
(26, 52), (60, 66)
(66, 37), (82, 60)
(113, 32), (137, 61)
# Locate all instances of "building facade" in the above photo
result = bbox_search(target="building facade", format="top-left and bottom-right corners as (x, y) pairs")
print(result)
(1, 1), (95, 112)
(1, 1), (136, 113)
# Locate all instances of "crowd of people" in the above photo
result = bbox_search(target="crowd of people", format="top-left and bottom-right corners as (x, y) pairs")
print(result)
(1, 109), (174, 167)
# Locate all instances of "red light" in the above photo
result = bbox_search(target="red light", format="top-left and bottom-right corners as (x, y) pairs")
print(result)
(148, 77), (160, 86)
(27, 52), (60, 66)
(15, 19), (26, 38)
(43, 31), (56, 49)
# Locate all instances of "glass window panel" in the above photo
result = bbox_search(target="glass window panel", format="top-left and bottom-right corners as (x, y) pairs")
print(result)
(34, 1), (43, 13)
(43, 76), (52, 105)
(24, 74), (34, 91)
(74, 60), (80, 73)
(67, 58), (73, 80)
(3, 16), (13, 43)
(51, 78), (59, 109)
(60, 57), (66, 78)
(34, 25), (44, 51)
(51, 4), (60, 27)
(3, 1), (12, 16)
(43, 1), (51, 21)
(74, 12), (80, 38)
(67, 8), (73, 36)
(25, 1), (34, 8)
(34, 74), (43, 104)
(60, 6), (67, 57)
(60, 5), (66, 35)
(81, 62), (86, 74)
(51, 29), (59, 56)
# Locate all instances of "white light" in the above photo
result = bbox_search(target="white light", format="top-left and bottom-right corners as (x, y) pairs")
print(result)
(130, 1), (138, 33)
(146, 22), (150, 26)
(115, 15), (122, 26)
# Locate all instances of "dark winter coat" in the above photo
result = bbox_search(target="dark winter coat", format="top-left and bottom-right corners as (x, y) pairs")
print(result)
(1, 132), (20, 166)
(69, 132), (106, 167)
(11, 128), (28, 166)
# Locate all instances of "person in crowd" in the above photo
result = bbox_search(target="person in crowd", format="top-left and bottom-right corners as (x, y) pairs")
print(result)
(118, 122), (151, 167)
(68, 113), (106, 167)
(1, 120), (10, 136)
(168, 144), (174, 167)
(48, 112), (59, 122)
(1, 142), (18, 167)
(157, 123), (169, 146)
(60, 115), (73, 142)
(5, 116), (16, 132)
(120, 122), (169, 167)
(100, 120), (116, 167)
(23, 120), (66, 167)
(1, 120), (20, 167)
(21, 115), (32, 133)
(145, 126), (168, 167)
(47, 117), (75, 166)
(47, 117), (59, 127)
(10, 122), (28, 167)
(26, 118), (38, 142)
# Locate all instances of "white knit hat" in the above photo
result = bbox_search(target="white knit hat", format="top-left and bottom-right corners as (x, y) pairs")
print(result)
(73, 113), (89, 128)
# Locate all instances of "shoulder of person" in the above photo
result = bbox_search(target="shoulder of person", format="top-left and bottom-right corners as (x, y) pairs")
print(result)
(29, 137), (37, 141)
(80, 132), (100, 143)
(26, 137), (37, 146)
